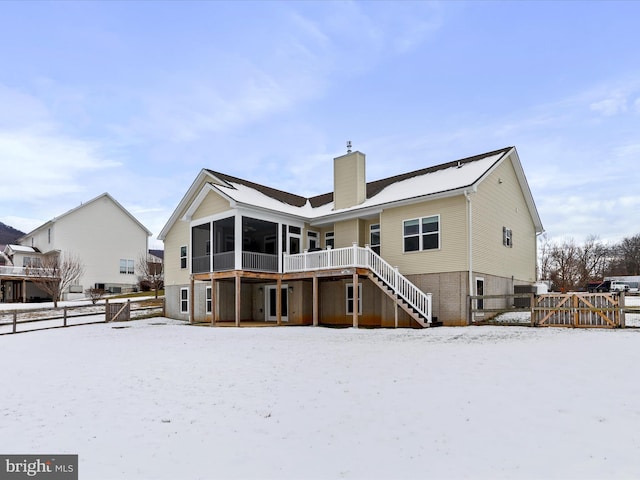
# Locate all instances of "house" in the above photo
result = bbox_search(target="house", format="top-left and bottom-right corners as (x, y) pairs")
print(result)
(0, 193), (152, 302)
(158, 146), (543, 327)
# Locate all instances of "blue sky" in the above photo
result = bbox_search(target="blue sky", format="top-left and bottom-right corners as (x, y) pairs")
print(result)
(1, 1), (639, 249)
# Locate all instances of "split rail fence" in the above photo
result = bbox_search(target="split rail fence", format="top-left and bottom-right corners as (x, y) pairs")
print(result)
(0, 297), (165, 335)
(470, 292), (628, 328)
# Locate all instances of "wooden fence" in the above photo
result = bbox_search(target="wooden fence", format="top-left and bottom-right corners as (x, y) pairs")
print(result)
(470, 292), (627, 328)
(534, 293), (624, 328)
(0, 297), (165, 335)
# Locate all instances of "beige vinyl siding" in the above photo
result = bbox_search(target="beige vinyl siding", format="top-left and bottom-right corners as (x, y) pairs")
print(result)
(381, 195), (468, 275)
(334, 152), (366, 209)
(193, 191), (231, 219)
(163, 219), (190, 287)
(472, 158), (537, 282)
(333, 219), (362, 248)
(164, 190), (232, 287)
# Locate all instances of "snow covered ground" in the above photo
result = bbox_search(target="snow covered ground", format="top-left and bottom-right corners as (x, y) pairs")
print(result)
(2, 317), (640, 479)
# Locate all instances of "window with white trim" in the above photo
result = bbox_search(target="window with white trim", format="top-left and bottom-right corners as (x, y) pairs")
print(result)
(325, 231), (334, 249)
(120, 259), (134, 274)
(503, 227), (513, 248)
(346, 283), (362, 315)
(370, 223), (380, 255)
(403, 215), (440, 252)
(307, 231), (319, 250)
(180, 287), (189, 313)
(206, 286), (212, 313)
(180, 245), (187, 269)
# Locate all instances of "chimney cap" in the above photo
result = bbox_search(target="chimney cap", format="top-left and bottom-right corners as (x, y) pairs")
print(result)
(346, 140), (352, 153)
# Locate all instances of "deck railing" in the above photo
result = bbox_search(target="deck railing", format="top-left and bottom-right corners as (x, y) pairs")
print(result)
(284, 244), (432, 324)
(242, 252), (278, 272)
(0, 266), (54, 278)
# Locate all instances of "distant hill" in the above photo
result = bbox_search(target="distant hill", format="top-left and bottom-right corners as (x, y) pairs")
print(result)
(0, 222), (25, 245)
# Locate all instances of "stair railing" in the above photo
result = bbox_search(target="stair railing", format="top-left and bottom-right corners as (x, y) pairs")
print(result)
(284, 244), (432, 324)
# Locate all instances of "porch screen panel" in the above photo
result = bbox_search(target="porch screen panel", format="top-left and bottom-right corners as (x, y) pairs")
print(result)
(242, 217), (278, 271)
(192, 223), (211, 273)
(213, 216), (235, 271)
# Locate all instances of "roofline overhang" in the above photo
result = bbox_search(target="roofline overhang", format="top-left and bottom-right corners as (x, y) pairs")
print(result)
(505, 147), (544, 234)
(309, 186), (477, 226)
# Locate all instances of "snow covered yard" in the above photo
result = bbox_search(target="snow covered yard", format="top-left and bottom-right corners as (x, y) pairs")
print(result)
(2, 321), (640, 479)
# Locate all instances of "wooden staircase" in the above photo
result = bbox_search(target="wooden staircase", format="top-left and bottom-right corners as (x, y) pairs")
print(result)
(368, 272), (439, 328)
(285, 244), (436, 328)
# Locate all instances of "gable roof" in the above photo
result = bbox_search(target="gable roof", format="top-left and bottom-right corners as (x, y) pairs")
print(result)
(17, 192), (152, 242)
(159, 146), (543, 239)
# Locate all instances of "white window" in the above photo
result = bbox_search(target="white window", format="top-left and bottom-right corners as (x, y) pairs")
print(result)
(206, 286), (212, 313)
(370, 223), (380, 255)
(120, 259), (134, 274)
(180, 246), (187, 269)
(325, 231), (334, 249)
(503, 227), (513, 248)
(403, 215), (440, 252)
(346, 283), (362, 315)
(307, 231), (319, 250)
(180, 288), (189, 313)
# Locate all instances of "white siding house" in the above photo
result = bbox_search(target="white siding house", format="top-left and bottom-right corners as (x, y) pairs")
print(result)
(2, 193), (152, 301)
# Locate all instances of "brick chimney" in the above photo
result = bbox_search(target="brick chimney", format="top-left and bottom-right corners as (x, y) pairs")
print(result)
(333, 150), (366, 210)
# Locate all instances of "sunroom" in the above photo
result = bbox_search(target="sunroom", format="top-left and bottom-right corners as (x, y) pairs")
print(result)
(190, 212), (303, 275)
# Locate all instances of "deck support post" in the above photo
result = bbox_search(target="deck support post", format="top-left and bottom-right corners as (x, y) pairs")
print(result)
(352, 271), (359, 328)
(394, 302), (398, 328)
(313, 275), (319, 327)
(211, 272), (218, 327)
(276, 276), (282, 326)
(189, 276), (195, 324)
(235, 273), (241, 327)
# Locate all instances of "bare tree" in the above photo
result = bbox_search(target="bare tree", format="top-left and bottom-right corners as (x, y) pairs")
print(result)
(539, 235), (613, 291)
(576, 235), (610, 286)
(616, 234), (640, 275)
(548, 238), (580, 292)
(538, 234), (553, 281)
(137, 252), (164, 299)
(27, 252), (84, 307)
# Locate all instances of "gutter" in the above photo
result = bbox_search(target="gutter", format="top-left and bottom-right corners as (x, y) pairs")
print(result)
(464, 187), (476, 322)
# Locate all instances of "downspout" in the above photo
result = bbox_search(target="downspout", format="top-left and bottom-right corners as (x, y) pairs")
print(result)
(464, 188), (475, 323)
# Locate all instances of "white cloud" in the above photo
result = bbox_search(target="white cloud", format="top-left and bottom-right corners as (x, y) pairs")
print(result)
(590, 93), (628, 116)
(0, 128), (120, 202)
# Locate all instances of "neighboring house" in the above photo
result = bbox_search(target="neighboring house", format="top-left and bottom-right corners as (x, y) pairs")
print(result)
(0, 193), (152, 302)
(149, 249), (164, 264)
(159, 146), (543, 327)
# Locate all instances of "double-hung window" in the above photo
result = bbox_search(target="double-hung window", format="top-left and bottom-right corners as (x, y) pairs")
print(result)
(403, 215), (440, 252)
(120, 259), (134, 274)
(206, 286), (212, 313)
(180, 288), (189, 313)
(503, 227), (513, 248)
(325, 231), (334, 249)
(346, 283), (362, 315)
(180, 246), (187, 269)
(370, 223), (380, 255)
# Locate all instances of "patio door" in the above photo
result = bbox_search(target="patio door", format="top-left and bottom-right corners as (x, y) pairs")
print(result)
(265, 285), (288, 322)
